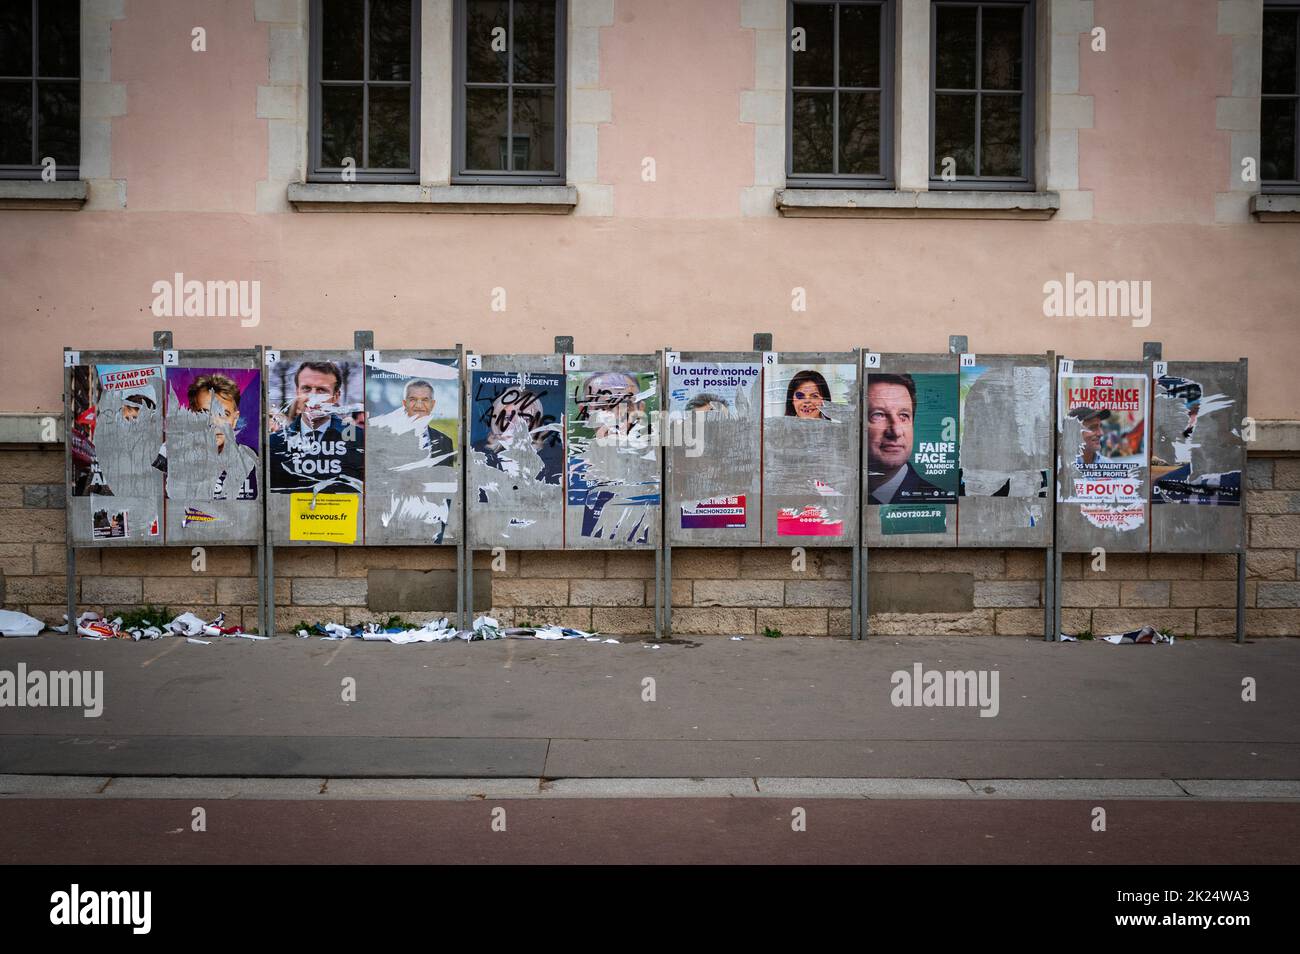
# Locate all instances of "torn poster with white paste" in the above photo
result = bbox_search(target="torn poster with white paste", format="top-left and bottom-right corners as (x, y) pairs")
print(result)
(959, 363), (1050, 498)
(764, 363), (858, 539)
(1151, 373), (1241, 506)
(69, 363), (165, 543)
(1058, 372), (1148, 531)
(160, 367), (261, 542)
(469, 370), (565, 545)
(667, 361), (760, 534)
(365, 357), (460, 544)
(566, 370), (660, 546)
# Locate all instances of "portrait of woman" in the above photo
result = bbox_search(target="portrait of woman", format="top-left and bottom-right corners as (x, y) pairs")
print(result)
(784, 369), (831, 420)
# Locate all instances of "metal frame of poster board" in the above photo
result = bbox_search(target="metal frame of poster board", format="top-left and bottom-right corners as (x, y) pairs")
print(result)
(262, 347), (367, 637)
(1149, 356), (1249, 643)
(956, 350), (1057, 643)
(662, 350), (765, 637)
(62, 342), (268, 637)
(763, 350), (862, 638)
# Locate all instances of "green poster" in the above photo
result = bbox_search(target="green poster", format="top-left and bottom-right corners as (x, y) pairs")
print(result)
(879, 503), (948, 535)
(866, 372), (959, 505)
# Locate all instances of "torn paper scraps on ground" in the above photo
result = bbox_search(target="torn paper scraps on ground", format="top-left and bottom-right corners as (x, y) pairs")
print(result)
(1061, 625), (1174, 644)
(300, 614), (608, 644)
(0, 609), (45, 637)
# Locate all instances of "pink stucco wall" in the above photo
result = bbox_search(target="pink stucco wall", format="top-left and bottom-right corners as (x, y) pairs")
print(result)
(2, 0), (1296, 419)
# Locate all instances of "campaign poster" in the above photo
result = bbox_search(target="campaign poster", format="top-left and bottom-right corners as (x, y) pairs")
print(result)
(160, 367), (260, 503)
(776, 504), (843, 536)
(470, 370), (565, 486)
(763, 363), (855, 422)
(566, 370), (660, 544)
(680, 495), (746, 529)
(266, 357), (365, 495)
(289, 492), (360, 543)
(667, 361), (761, 417)
(958, 363), (1050, 497)
(70, 364), (165, 542)
(1151, 373), (1241, 506)
(866, 372), (958, 504)
(1058, 372), (1148, 531)
(365, 357), (460, 543)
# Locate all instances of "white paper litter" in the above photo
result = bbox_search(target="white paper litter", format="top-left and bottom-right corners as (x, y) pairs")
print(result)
(0, 609), (44, 637)
(166, 612), (208, 637)
(186, 637), (210, 645)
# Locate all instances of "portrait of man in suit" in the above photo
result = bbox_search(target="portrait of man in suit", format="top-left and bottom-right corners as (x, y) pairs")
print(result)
(867, 373), (946, 504)
(267, 361), (364, 493)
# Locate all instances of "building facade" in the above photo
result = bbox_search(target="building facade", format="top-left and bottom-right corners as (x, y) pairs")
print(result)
(1, 0), (1299, 637)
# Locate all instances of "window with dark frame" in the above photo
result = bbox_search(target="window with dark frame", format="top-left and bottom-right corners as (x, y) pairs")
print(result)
(454, 0), (566, 184)
(310, 0), (419, 183)
(0, 0), (79, 180)
(787, 0), (894, 187)
(931, 0), (1034, 188)
(1263, 2), (1300, 187)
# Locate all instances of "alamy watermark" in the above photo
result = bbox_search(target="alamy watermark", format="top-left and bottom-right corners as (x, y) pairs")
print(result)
(1043, 272), (1151, 328)
(150, 272), (261, 327)
(0, 664), (103, 718)
(890, 664), (999, 718)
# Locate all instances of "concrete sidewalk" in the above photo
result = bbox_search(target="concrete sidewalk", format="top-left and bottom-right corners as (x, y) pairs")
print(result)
(1, 634), (1297, 779)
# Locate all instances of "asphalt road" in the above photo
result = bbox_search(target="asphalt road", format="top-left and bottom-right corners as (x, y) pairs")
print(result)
(2, 796), (1296, 864)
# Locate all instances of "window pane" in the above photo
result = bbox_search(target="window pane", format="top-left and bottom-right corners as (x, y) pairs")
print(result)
(320, 84), (362, 166)
(839, 90), (880, 174)
(465, 85), (508, 169)
(1262, 97), (1297, 180)
(981, 5), (1022, 91)
(1263, 10), (1298, 96)
(791, 90), (834, 173)
(369, 0), (411, 81)
(466, 0), (509, 84)
(0, 81), (32, 164)
(511, 86), (554, 171)
(839, 3), (881, 89)
(513, 0), (556, 85)
(38, 0), (78, 77)
(37, 79), (76, 165)
(322, 0), (364, 80)
(367, 84), (410, 168)
(934, 4), (976, 89)
(792, 2), (834, 87)
(934, 92), (975, 176)
(0, 2), (33, 76)
(980, 93), (1021, 176)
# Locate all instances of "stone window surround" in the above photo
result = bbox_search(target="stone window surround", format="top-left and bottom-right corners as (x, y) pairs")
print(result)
(0, 0), (126, 211)
(758, 0), (1098, 219)
(1243, 0), (1300, 220)
(269, 0), (611, 215)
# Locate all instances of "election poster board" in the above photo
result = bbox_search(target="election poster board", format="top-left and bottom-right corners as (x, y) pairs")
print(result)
(467, 355), (566, 549)
(956, 353), (1053, 548)
(67, 354), (167, 546)
(1055, 359), (1150, 553)
(564, 356), (660, 548)
(161, 355), (263, 545)
(1150, 359), (1247, 554)
(665, 353), (762, 546)
(363, 350), (461, 546)
(762, 353), (860, 546)
(863, 353), (958, 548)
(265, 350), (365, 546)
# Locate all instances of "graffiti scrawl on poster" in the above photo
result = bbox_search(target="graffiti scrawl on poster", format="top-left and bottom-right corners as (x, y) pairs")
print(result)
(266, 358), (365, 495)
(1152, 374), (1241, 506)
(1058, 372), (1148, 531)
(366, 357), (459, 543)
(566, 370), (659, 544)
